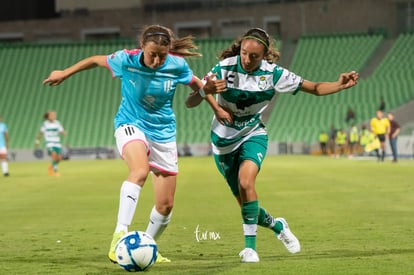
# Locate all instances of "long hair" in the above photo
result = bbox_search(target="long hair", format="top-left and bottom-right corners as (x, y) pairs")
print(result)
(219, 28), (280, 63)
(139, 25), (201, 57)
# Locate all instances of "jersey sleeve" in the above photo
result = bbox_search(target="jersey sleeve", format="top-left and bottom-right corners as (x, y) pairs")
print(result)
(57, 121), (65, 132)
(40, 122), (45, 134)
(200, 63), (221, 85)
(273, 68), (303, 94)
(210, 63), (222, 79)
(106, 50), (127, 78)
(178, 59), (194, 85)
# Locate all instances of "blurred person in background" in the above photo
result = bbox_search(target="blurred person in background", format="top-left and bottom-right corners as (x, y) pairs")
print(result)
(345, 106), (355, 124)
(387, 112), (400, 163)
(359, 124), (370, 155)
(0, 116), (10, 176)
(370, 110), (389, 162)
(348, 123), (359, 158)
(378, 96), (386, 111)
(328, 124), (337, 157)
(335, 128), (347, 158)
(319, 130), (329, 155)
(35, 111), (67, 176)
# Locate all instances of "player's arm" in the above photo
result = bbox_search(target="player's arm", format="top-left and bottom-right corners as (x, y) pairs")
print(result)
(301, 71), (359, 96)
(186, 74), (227, 108)
(200, 93), (233, 125)
(186, 75), (232, 124)
(386, 120), (391, 137)
(35, 132), (43, 148)
(186, 90), (233, 125)
(186, 76), (205, 108)
(43, 55), (108, 86)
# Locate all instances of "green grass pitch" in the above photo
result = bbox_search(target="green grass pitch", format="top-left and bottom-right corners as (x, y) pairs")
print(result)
(0, 155), (413, 274)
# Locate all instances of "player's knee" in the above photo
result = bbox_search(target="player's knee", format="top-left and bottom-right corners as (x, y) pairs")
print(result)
(128, 168), (149, 184)
(238, 178), (255, 192)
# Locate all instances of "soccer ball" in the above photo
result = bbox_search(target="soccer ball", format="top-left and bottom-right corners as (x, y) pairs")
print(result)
(115, 231), (158, 272)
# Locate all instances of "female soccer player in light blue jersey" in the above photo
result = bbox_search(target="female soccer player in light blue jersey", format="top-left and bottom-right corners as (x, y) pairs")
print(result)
(187, 28), (359, 263)
(43, 25), (226, 264)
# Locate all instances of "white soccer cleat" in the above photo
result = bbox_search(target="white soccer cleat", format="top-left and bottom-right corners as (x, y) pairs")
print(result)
(239, 248), (260, 263)
(276, 217), (301, 254)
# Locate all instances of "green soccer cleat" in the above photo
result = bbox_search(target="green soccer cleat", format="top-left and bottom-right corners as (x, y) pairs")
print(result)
(108, 231), (126, 263)
(156, 251), (171, 263)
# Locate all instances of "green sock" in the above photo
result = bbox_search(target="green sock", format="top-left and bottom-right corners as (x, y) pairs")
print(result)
(242, 200), (259, 250)
(52, 160), (58, 172)
(258, 207), (283, 234)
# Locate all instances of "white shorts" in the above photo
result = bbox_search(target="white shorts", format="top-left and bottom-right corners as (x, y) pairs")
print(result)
(114, 124), (178, 175)
(0, 147), (7, 155)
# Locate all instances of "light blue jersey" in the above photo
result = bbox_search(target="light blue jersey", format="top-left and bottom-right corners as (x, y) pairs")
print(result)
(0, 122), (8, 148)
(106, 49), (194, 143)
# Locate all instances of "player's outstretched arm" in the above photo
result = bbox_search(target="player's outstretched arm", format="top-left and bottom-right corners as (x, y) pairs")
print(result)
(43, 55), (107, 86)
(301, 71), (359, 96)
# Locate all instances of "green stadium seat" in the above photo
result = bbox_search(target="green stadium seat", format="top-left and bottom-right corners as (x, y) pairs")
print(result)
(1, 34), (413, 149)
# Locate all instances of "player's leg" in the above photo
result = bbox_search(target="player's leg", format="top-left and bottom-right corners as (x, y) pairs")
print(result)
(146, 173), (175, 240)
(390, 138), (398, 162)
(237, 136), (269, 262)
(145, 140), (178, 263)
(50, 148), (62, 176)
(378, 134), (386, 161)
(238, 160), (260, 263)
(214, 151), (260, 262)
(0, 149), (9, 176)
(108, 125), (150, 263)
(240, 137), (300, 254)
(147, 172), (175, 263)
(257, 207), (301, 253)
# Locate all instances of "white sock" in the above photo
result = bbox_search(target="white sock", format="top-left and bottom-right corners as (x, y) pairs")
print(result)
(145, 206), (172, 241)
(115, 181), (141, 233)
(1, 161), (8, 174)
(243, 224), (257, 236)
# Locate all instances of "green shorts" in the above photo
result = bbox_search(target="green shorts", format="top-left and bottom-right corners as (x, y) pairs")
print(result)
(47, 146), (62, 156)
(213, 135), (268, 196)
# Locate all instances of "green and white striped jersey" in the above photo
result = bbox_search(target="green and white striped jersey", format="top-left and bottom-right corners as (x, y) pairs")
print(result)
(209, 55), (303, 155)
(40, 120), (64, 148)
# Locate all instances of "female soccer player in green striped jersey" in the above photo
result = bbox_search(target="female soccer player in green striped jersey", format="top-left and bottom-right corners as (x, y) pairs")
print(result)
(187, 28), (359, 263)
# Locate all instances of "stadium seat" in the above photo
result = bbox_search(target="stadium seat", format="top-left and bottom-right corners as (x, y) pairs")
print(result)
(1, 34), (413, 148)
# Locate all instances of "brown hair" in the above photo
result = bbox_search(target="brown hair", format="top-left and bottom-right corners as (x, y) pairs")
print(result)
(139, 25), (201, 57)
(219, 28), (280, 63)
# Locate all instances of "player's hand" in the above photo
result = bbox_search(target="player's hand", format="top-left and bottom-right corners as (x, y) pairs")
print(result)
(203, 74), (227, 95)
(215, 105), (233, 126)
(338, 71), (359, 89)
(43, 70), (66, 86)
